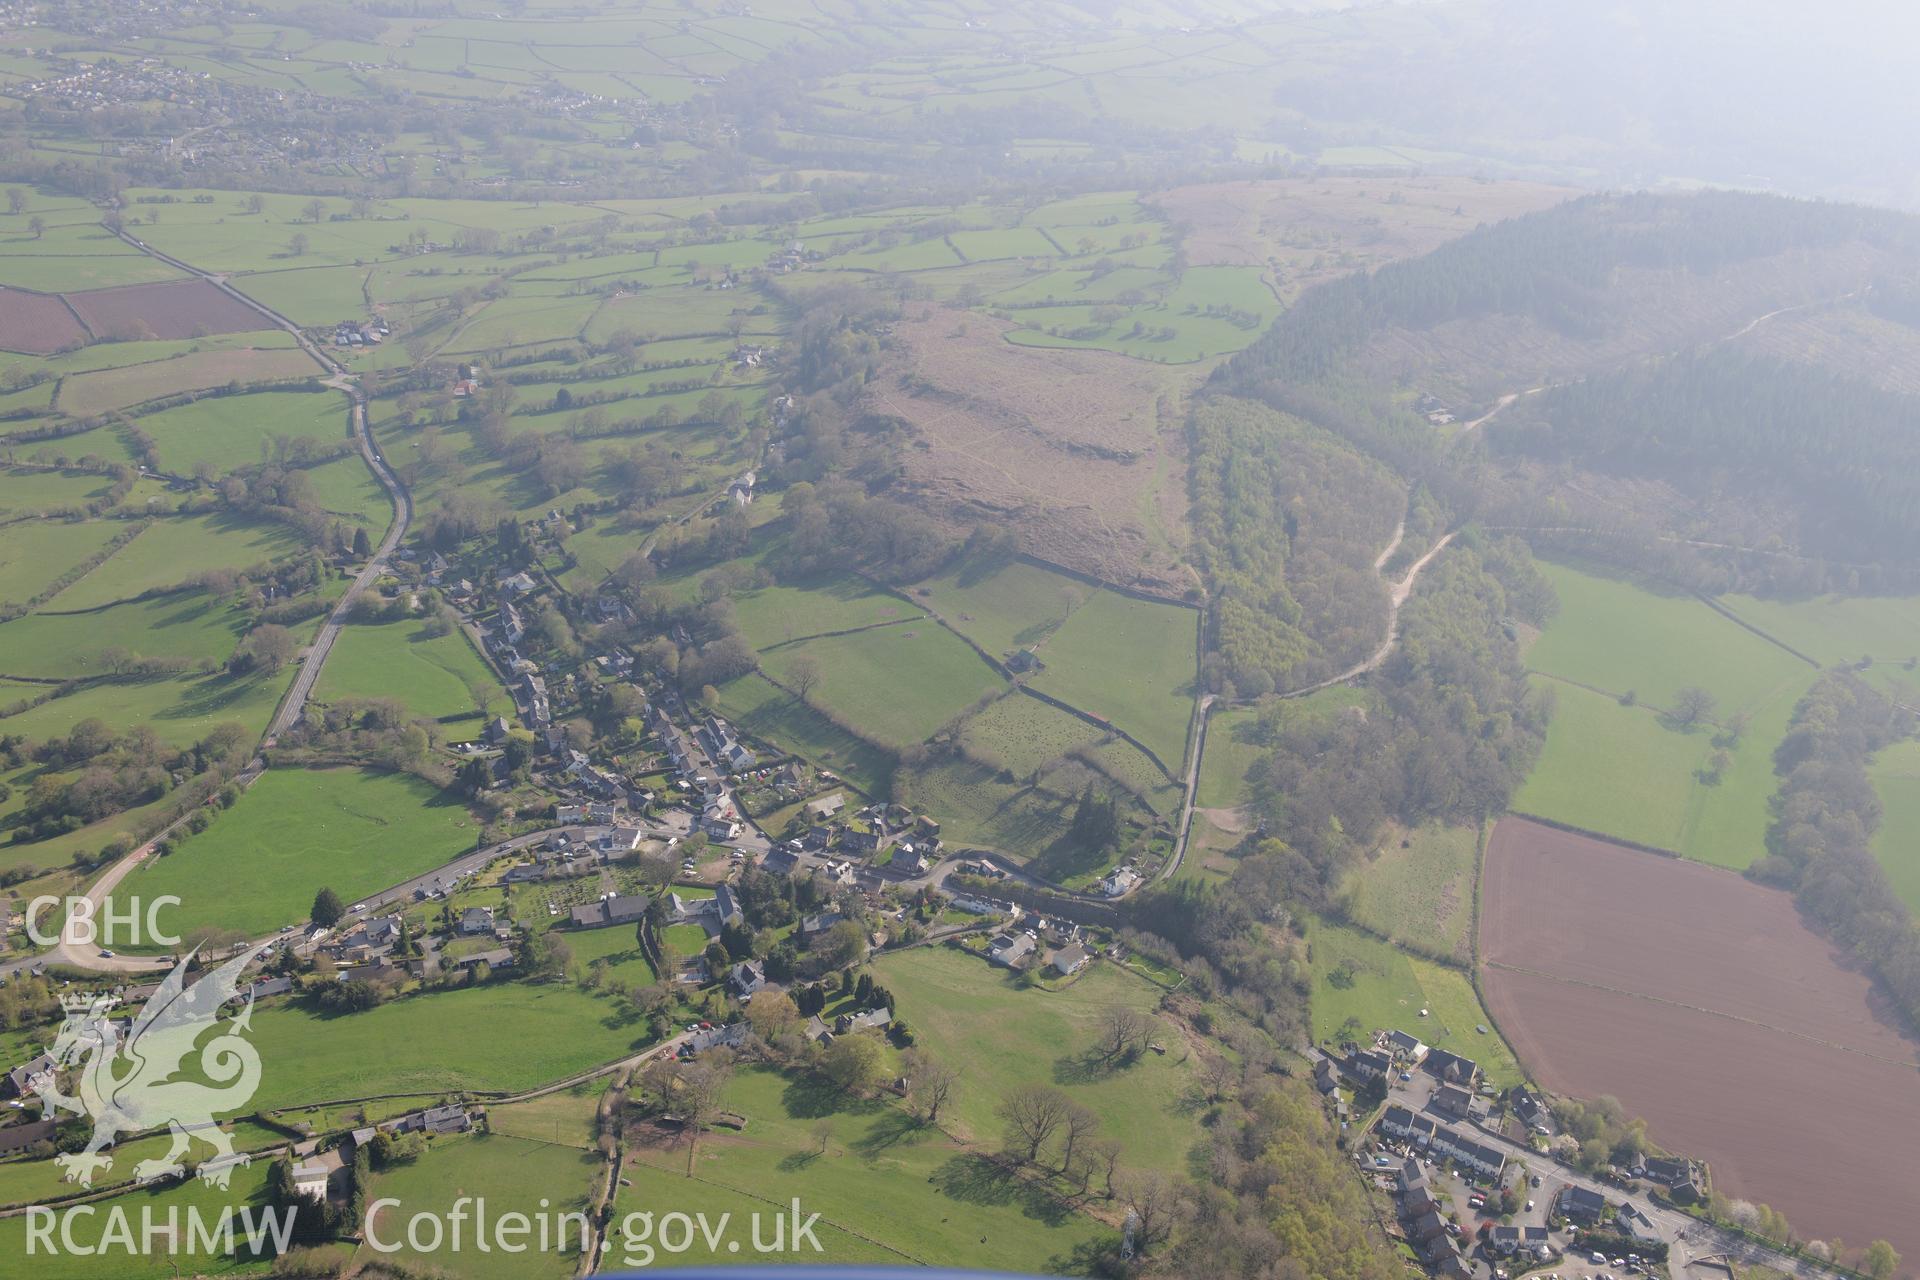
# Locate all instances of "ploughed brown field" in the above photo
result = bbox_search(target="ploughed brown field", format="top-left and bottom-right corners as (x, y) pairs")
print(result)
(1481, 817), (1920, 1264)
(0, 285), (88, 353)
(62, 278), (264, 341)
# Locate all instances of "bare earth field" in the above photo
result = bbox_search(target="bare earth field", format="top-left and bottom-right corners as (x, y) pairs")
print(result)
(63, 278), (267, 342)
(0, 286), (88, 353)
(1150, 176), (1576, 303)
(870, 307), (1195, 597)
(1480, 817), (1920, 1261)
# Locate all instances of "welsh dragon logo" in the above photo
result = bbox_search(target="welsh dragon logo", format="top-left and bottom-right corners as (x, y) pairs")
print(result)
(29, 950), (264, 1189)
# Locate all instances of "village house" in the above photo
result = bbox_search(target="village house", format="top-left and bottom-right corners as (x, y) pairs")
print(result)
(1049, 943), (1091, 977)
(290, 1161), (331, 1201)
(834, 1006), (890, 1034)
(1387, 1029), (1429, 1063)
(728, 960), (765, 999)
(987, 931), (1036, 968)
(1348, 1048), (1393, 1082)
(1423, 1048), (1480, 1088)
(458, 906), (495, 936)
(1099, 866), (1141, 898)
(1556, 1184), (1608, 1224)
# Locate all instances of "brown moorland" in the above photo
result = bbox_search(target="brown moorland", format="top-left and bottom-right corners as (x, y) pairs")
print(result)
(1149, 175), (1576, 304)
(1480, 816), (1920, 1263)
(870, 307), (1195, 598)
(63, 278), (266, 342)
(0, 285), (88, 354)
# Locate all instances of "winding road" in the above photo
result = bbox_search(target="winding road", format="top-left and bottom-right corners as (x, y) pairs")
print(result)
(11, 232), (417, 976)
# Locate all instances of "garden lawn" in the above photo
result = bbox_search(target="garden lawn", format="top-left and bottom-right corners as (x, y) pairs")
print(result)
(114, 767), (477, 942)
(316, 619), (506, 739)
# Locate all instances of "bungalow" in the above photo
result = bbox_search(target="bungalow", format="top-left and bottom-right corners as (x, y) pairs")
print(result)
(728, 960), (765, 999)
(498, 572), (537, 598)
(805, 794), (845, 821)
(798, 911), (845, 938)
(454, 947), (515, 972)
(987, 931), (1036, 968)
(803, 1015), (833, 1045)
(246, 976), (294, 1001)
(422, 1104), (475, 1135)
(1049, 943), (1091, 977)
(762, 848), (801, 876)
(569, 893), (650, 929)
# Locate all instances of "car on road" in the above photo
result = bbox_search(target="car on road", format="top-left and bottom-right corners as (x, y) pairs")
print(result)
(1531, 1174), (1543, 1187)
(98, 949), (115, 958)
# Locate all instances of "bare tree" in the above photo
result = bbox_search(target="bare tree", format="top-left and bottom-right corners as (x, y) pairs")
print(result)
(301, 197), (327, 224)
(1122, 1171), (1180, 1253)
(903, 1049), (958, 1125)
(999, 1084), (1071, 1164)
(1672, 685), (1716, 727)
(5, 188), (25, 215)
(1197, 1054), (1237, 1104)
(677, 1051), (734, 1174)
(1098, 1005), (1149, 1062)
(1091, 1138), (1124, 1198)
(810, 1119), (833, 1157)
(1059, 1103), (1100, 1176)
(787, 654), (822, 703)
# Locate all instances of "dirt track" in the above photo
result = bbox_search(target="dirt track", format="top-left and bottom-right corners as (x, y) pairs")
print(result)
(1481, 817), (1920, 1263)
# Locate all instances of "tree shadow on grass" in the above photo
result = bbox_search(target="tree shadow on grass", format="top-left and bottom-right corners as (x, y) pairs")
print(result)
(780, 1072), (885, 1121)
(930, 1153), (1075, 1227)
(1051, 1048), (1133, 1086)
(849, 1109), (925, 1159)
(776, 1148), (824, 1173)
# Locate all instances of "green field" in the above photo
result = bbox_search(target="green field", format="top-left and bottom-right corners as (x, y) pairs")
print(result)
(919, 557), (1198, 768)
(44, 515), (305, 610)
(1527, 560), (1811, 714)
(240, 980), (655, 1110)
(956, 693), (1104, 779)
(0, 665), (293, 746)
(0, 1162), (277, 1279)
(316, 618), (507, 739)
(356, 1132), (600, 1280)
(871, 946), (1197, 1167)
(1869, 739), (1920, 911)
(1304, 917), (1519, 1087)
(713, 673), (895, 797)
(619, 1063), (1111, 1272)
(758, 624), (1004, 751)
(1339, 823), (1480, 963)
(0, 518), (125, 604)
(133, 389), (348, 476)
(730, 572), (919, 650)
(1714, 591), (1920, 667)
(114, 767), (478, 942)
(0, 590), (253, 677)
(1516, 561), (1823, 868)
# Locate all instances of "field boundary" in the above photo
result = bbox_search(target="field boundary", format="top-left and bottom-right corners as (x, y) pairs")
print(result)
(1504, 810), (1685, 860)
(1693, 592), (1824, 670)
